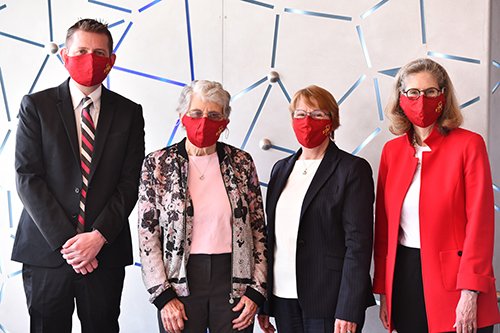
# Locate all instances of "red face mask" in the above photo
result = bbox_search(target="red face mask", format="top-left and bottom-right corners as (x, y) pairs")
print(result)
(399, 94), (445, 128)
(292, 117), (332, 148)
(182, 116), (229, 148)
(64, 53), (114, 87)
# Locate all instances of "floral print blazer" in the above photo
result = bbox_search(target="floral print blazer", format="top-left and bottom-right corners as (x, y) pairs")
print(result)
(138, 139), (267, 310)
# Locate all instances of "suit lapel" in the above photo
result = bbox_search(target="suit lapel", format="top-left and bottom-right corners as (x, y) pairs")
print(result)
(88, 86), (115, 182)
(300, 141), (341, 220)
(56, 79), (80, 164)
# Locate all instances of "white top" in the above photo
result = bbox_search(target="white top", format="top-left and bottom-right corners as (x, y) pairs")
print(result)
(399, 143), (431, 248)
(273, 158), (322, 298)
(69, 79), (102, 151)
(188, 153), (232, 254)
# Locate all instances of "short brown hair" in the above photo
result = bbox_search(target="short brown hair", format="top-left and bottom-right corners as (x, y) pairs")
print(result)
(66, 19), (113, 55)
(289, 85), (340, 138)
(385, 58), (463, 135)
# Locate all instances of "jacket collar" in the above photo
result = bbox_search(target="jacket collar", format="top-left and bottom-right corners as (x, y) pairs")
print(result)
(405, 125), (446, 150)
(177, 137), (227, 163)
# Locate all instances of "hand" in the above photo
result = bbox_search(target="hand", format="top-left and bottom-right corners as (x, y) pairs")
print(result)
(453, 290), (478, 333)
(61, 230), (106, 270)
(73, 258), (99, 275)
(379, 294), (389, 329)
(232, 296), (257, 331)
(334, 319), (357, 333)
(160, 298), (188, 333)
(257, 314), (276, 333)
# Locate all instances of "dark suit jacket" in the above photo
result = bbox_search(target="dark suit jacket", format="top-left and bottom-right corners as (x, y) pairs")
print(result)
(264, 141), (375, 324)
(12, 79), (145, 268)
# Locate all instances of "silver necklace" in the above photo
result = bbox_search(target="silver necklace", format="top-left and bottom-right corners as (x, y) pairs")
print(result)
(301, 160), (317, 175)
(190, 154), (214, 180)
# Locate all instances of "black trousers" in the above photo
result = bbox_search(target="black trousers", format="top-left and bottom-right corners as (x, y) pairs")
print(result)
(22, 263), (125, 333)
(273, 296), (365, 333)
(158, 253), (254, 333)
(392, 245), (493, 333)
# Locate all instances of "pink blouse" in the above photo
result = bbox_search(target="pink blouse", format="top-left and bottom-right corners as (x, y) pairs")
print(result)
(188, 153), (232, 254)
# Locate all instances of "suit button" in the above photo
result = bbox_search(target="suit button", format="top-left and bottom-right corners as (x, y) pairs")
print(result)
(458, 250), (463, 256)
(74, 187), (80, 194)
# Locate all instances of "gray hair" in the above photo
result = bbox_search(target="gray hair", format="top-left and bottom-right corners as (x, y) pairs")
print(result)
(176, 80), (232, 118)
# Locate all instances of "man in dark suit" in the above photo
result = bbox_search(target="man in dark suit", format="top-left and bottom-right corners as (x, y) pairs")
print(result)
(12, 19), (145, 333)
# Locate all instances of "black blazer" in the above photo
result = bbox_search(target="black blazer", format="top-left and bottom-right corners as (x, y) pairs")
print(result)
(12, 79), (145, 268)
(265, 141), (375, 324)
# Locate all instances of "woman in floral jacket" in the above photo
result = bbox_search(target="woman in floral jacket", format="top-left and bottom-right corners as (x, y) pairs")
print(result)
(138, 80), (267, 333)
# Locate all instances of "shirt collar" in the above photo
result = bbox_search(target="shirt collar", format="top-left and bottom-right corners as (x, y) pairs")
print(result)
(68, 78), (102, 109)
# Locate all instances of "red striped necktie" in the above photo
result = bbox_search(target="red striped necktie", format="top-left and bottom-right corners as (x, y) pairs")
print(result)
(78, 97), (95, 233)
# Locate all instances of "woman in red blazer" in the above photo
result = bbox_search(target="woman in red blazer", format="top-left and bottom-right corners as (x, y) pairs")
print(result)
(373, 58), (500, 333)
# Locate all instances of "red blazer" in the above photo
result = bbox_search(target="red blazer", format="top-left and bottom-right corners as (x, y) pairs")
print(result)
(373, 126), (500, 332)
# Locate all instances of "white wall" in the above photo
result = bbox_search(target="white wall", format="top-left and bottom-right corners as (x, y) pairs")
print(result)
(0, 0), (497, 332)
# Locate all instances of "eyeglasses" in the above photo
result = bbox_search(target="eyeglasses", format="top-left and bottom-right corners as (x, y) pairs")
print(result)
(293, 109), (331, 120)
(187, 110), (225, 121)
(401, 87), (444, 100)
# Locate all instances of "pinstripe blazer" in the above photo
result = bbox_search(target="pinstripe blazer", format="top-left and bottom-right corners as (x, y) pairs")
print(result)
(264, 141), (375, 324)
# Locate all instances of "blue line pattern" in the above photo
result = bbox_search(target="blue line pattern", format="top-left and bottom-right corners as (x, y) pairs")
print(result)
(378, 67), (400, 77)
(139, 0), (161, 13)
(356, 26), (372, 68)
(270, 144), (295, 154)
(492, 60), (500, 68)
(7, 270), (21, 278)
(419, 0), (426, 44)
(166, 118), (180, 147)
(134, 262), (142, 267)
(185, 0), (195, 81)
(56, 54), (64, 65)
(493, 184), (500, 192)
(48, 0), (53, 41)
(7, 190), (12, 228)
(360, 0), (389, 19)
(271, 14), (280, 68)
(113, 21), (133, 53)
(0, 31), (45, 48)
(29, 55), (50, 94)
(373, 78), (383, 121)
(241, 84), (272, 149)
(352, 127), (381, 155)
(113, 66), (186, 86)
(259, 181), (268, 187)
(106, 76), (111, 90)
(108, 19), (125, 28)
(427, 51), (480, 64)
(277, 79), (291, 103)
(241, 0), (274, 10)
(88, 0), (132, 13)
(284, 8), (352, 21)
(0, 4), (6, 10)
(459, 96), (480, 109)
(492, 81), (499, 94)
(496, 205), (500, 212)
(231, 76), (268, 101)
(0, 130), (11, 156)
(0, 67), (10, 121)
(338, 74), (366, 105)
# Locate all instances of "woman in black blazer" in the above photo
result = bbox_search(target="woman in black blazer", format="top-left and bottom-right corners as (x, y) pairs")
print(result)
(257, 85), (375, 333)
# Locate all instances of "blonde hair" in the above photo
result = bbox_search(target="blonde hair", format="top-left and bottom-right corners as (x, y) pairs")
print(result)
(289, 85), (340, 138)
(385, 58), (463, 135)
